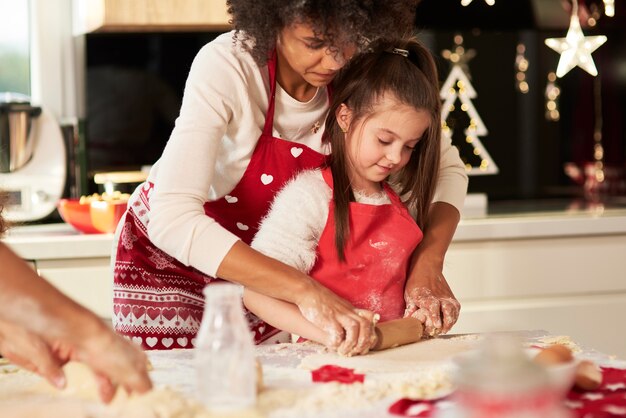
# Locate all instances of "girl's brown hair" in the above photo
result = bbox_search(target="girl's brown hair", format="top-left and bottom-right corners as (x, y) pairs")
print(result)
(323, 37), (442, 261)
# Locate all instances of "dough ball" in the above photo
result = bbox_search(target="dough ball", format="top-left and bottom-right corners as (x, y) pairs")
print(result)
(40, 362), (126, 402)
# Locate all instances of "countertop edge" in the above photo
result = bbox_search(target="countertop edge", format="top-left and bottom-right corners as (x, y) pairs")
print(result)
(3, 210), (626, 259)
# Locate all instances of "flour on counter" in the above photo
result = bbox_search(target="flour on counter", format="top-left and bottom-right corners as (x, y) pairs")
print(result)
(298, 334), (482, 372)
(533, 335), (582, 353)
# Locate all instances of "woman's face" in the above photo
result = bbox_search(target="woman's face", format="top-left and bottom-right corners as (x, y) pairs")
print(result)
(276, 21), (356, 90)
(337, 94), (431, 194)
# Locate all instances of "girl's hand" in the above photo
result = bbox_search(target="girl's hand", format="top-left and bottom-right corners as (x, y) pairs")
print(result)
(296, 280), (375, 356)
(403, 260), (460, 336)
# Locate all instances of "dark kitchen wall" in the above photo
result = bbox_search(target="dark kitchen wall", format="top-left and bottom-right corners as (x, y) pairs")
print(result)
(84, 32), (221, 176)
(83, 0), (626, 201)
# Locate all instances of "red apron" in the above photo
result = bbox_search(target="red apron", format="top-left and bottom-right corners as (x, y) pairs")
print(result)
(308, 168), (424, 322)
(113, 52), (327, 350)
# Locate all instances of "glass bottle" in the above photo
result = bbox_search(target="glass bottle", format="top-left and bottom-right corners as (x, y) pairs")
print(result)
(195, 283), (257, 411)
(442, 334), (571, 418)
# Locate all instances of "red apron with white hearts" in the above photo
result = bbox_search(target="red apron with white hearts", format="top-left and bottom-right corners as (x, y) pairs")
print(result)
(113, 52), (327, 350)
(308, 168), (423, 322)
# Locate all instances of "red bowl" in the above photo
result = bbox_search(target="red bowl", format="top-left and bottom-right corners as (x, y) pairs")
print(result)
(57, 198), (128, 234)
(57, 198), (101, 234)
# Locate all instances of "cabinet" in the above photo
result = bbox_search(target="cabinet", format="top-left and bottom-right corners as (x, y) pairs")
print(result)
(36, 258), (112, 319)
(75, 0), (231, 33)
(446, 216), (626, 359)
(2, 224), (113, 319)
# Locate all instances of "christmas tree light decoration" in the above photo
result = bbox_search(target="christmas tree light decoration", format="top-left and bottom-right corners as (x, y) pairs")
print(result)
(544, 0), (607, 78)
(461, 0), (495, 6)
(603, 0), (615, 17)
(442, 34), (477, 79)
(440, 40), (498, 175)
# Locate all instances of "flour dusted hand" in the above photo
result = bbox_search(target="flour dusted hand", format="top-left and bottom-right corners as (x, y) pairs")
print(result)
(296, 280), (375, 356)
(404, 284), (460, 337)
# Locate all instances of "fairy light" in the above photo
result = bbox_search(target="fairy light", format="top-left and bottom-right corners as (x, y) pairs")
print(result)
(592, 76), (605, 184)
(603, 0), (615, 17)
(545, 72), (561, 121)
(515, 43), (530, 93)
(461, 0), (495, 6)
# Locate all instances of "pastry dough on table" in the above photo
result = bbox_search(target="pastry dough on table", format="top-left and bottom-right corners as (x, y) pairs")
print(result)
(0, 362), (263, 418)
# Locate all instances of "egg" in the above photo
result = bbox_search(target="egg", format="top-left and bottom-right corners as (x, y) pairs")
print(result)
(533, 344), (574, 365)
(574, 360), (602, 390)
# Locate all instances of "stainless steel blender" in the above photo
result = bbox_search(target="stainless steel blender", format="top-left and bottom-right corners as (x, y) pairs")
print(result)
(0, 93), (66, 222)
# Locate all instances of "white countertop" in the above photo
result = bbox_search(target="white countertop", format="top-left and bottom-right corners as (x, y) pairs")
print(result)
(3, 207), (626, 260)
(2, 223), (113, 260)
(455, 207), (626, 242)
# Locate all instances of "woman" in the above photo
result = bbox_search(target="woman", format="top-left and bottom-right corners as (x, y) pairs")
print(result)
(0, 193), (152, 402)
(113, 0), (467, 353)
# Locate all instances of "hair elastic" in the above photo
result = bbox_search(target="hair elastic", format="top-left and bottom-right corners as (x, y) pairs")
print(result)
(391, 48), (409, 57)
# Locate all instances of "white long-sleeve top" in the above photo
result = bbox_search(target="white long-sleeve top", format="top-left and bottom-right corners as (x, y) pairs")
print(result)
(143, 31), (468, 278)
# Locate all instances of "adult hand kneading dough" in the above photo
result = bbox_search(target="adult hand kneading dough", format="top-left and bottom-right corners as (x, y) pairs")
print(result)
(37, 362), (264, 418)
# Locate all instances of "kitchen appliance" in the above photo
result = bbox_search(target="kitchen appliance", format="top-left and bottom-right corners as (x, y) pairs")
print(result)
(0, 93), (66, 222)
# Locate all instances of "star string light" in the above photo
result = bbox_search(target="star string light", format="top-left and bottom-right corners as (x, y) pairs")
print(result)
(544, 0), (607, 78)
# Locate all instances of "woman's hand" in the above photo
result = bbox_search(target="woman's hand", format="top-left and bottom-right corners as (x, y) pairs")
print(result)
(403, 258), (460, 337)
(0, 243), (151, 402)
(0, 319), (67, 389)
(0, 316), (152, 403)
(295, 280), (376, 356)
(71, 321), (153, 402)
(404, 202), (462, 336)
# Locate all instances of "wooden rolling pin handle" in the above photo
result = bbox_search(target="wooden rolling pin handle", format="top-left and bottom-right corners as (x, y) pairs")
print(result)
(371, 317), (424, 351)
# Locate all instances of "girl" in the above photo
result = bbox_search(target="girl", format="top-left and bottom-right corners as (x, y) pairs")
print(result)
(112, 0), (466, 353)
(245, 38), (444, 355)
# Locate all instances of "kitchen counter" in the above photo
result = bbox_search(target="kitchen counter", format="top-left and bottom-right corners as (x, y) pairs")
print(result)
(4, 205), (626, 260)
(1, 332), (625, 418)
(2, 222), (113, 260)
(2, 204), (626, 357)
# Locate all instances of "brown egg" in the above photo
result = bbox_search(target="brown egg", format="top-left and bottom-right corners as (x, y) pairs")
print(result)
(574, 360), (602, 391)
(533, 344), (573, 365)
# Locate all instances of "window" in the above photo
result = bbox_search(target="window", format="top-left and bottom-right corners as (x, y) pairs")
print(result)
(0, 0), (30, 95)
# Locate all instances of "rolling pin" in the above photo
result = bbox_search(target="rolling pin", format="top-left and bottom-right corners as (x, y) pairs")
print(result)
(371, 317), (424, 351)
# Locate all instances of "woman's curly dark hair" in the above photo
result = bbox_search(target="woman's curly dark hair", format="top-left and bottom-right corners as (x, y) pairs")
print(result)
(0, 192), (8, 236)
(226, 0), (419, 65)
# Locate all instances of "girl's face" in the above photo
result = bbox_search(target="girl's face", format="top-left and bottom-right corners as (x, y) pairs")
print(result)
(276, 21), (356, 91)
(337, 94), (431, 194)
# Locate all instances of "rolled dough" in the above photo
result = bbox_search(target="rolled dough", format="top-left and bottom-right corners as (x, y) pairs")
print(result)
(299, 334), (482, 373)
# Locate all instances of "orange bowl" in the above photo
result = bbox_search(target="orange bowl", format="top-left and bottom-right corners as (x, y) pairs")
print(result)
(90, 199), (128, 233)
(57, 198), (101, 234)
(57, 198), (128, 234)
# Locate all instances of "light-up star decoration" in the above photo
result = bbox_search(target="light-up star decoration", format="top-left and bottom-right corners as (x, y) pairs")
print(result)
(544, 9), (607, 78)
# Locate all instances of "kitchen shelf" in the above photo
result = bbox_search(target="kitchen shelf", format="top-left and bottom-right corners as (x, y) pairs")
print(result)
(75, 0), (232, 34)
